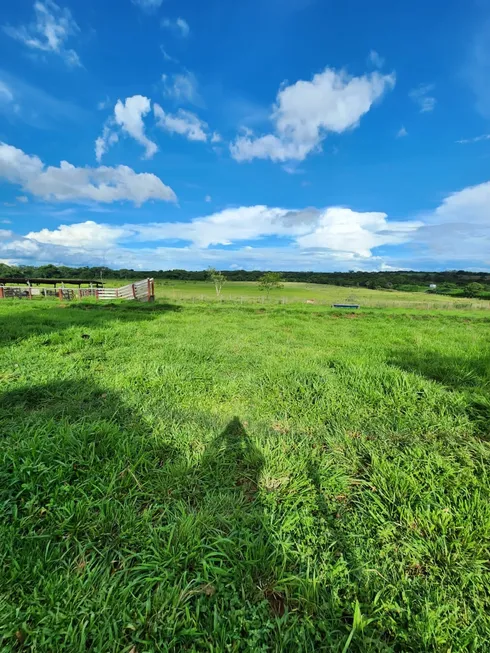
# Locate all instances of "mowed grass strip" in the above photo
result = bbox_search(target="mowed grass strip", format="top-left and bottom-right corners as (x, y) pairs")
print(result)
(0, 300), (489, 651)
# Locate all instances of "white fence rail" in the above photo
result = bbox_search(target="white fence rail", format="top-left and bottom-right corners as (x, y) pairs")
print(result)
(0, 279), (155, 303)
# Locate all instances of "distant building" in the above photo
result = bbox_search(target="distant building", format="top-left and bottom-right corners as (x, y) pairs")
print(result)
(429, 284), (437, 289)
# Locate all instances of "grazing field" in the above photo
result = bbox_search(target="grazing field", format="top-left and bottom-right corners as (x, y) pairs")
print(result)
(104, 279), (490, 310)
(1, 299), (490, 651)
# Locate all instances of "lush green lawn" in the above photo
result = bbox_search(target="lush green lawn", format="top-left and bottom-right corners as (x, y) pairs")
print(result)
(1, 299), (489, 651)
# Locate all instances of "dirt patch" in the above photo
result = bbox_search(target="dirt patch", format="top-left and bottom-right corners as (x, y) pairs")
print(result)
(264, 588), (287, 617)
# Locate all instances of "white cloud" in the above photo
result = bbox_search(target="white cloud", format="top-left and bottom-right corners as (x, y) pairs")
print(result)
(132, 0), (163, 12)
(162, 72), (200, 104)
(409, 84), (436, 113)
(95, 123), (119, 162)
(1, 219), (12, 224)
(119, 204), (417, 258)
(396, 126), (408, 138)
(162, 17), (190, 37)
(368, 50), (384, 68)
(27, 221), (130, 249)
(205, 195), (212, 202)
(154, 104), (208, 141)
(0, 142), (176, 205)
(230, 67), (395, 162)
(3, 179), (490, 271)
(160, 46), (178, 63)
(426, 180), (490, 225)
(114, 95), (158, 159)
(456, 133), (490, 144)
(296, 208), (421, 257)
(211, 132), (222, 143)
(3, 0), (81, 67)
(16, 195), (29, 203)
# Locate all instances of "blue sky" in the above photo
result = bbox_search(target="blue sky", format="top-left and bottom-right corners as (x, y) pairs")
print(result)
(0, 0), (489, 271)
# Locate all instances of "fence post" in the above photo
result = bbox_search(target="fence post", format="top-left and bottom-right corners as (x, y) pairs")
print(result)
(132, 283), (136, 299)
(96, 289), (100, 300)
(58, 288), (63, 302)
(0, 287), (4, 299)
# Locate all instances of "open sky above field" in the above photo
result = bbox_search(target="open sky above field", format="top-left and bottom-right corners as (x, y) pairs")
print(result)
(0, 0), (489, 272)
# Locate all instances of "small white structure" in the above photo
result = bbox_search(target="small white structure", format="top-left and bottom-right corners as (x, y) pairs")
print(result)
(429, 284), (437, 289)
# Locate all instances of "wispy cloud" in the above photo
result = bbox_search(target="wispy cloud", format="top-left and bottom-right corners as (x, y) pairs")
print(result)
(0, 69), (87, 129)
(162, 71), (201, 105)
(367, 50), (384, 68)
(161, 17), (190, 38)
(396, 126), (408, 138)
(456, 133), (490, 144)
(409, 84), (436, 113)
(154, 104), (208, 142)
(3, 0), (81, 67)
(132, 0), (163, 13)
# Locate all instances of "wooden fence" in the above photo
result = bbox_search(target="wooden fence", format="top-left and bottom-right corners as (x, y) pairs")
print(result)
(0, 279), (155, 303)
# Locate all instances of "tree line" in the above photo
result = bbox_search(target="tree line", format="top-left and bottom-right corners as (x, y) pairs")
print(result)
(1, 263), (489, 298)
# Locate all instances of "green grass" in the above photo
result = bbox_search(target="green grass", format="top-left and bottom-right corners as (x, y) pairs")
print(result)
(1, 299), (490, 651)
(104, 279), (490, 310)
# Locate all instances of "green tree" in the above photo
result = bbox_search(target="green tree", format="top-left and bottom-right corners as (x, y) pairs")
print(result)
(465, 282), (485, 298)
(258, 272), (283, 298)
(207, 267), (227, 297)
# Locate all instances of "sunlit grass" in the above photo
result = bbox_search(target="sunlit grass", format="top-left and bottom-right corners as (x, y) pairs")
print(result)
(1, 299), (489, 651)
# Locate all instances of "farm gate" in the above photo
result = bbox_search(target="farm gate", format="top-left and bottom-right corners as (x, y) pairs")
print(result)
(0, 278), (155, 302)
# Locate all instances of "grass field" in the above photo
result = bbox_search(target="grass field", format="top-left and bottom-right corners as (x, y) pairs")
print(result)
(103, 279), (490, 310)
(1, 299), (490, 651)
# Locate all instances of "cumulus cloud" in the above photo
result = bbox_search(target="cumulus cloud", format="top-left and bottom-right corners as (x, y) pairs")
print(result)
(3, 0), (81, 67)
(27, 221), (130, 248)
(95, 124), (119, 163)
(296, 208), (421, 257)
(3, 179), (489, 270)
(161, 17), (190, 37)
(0, 142), (176, 205)
(95, 95), (158, 161)
(230, 67), (395, 162)
(409, 84), (436, 113)
(396, 126), (408, 138)
(154, 104), (208, 141)
(114, 95), (158, 159)
(119, 204), (418, 257)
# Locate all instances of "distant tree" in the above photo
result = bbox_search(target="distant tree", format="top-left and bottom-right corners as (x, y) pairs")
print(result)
(207, 267), (226, 297)
(465, 282), (485, 297)
(258, 272), (283, 298)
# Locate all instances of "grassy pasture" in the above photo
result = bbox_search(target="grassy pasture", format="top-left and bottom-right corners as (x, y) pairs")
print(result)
(103, 279), (490, 310)
(1, 299), (490, 651)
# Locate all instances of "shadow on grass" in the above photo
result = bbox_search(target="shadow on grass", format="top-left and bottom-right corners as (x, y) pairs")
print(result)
(0, 379), (297, 650)
(0, 300), (181, 346)
(388, 349), (490, 391)
(388, 349), (490, 436)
